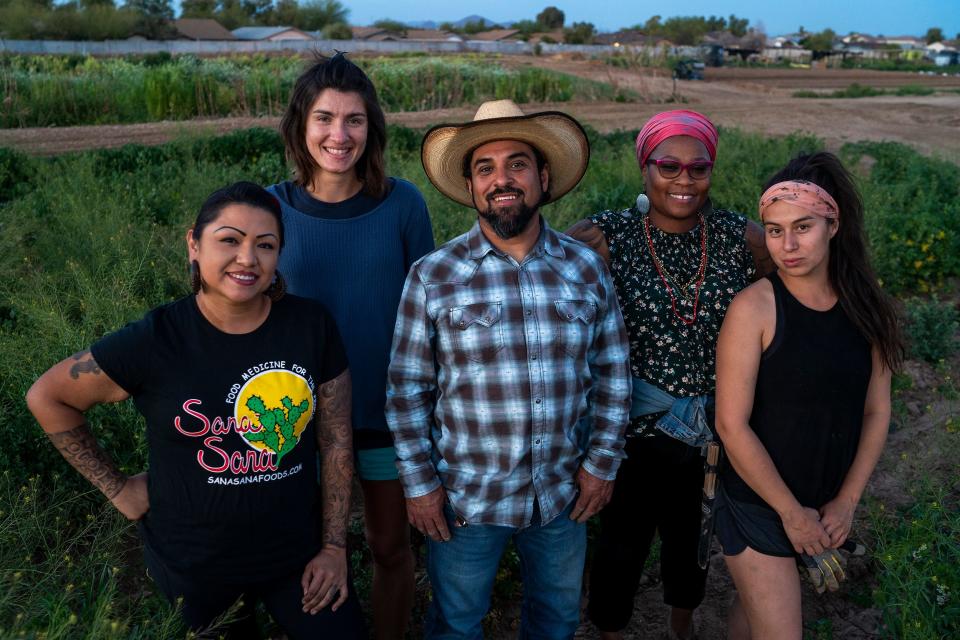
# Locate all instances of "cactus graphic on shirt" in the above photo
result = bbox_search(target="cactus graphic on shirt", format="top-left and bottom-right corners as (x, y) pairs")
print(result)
(244, 394), (309, 462)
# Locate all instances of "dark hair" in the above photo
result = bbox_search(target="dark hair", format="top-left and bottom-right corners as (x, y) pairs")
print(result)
(764, 152), (903, 371)
(460, 141), (551, 205)
(280, 52), (388, 199)
(192, 181), (285, 250)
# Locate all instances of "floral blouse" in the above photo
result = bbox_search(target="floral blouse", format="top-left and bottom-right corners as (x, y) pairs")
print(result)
(591, 205), (755, 437)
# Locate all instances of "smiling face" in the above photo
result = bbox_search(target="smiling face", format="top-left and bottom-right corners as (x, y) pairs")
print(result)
(187, 204), (281, 306)
(762, 200), (838, 278)
(465, 139), (548, 240)
(642, 135), (712, 232)
(304, 89), (368, 189)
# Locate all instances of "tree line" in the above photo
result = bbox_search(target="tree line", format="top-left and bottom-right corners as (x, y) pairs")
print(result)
(0, 0), (350, 40)
(0, 1), (954, 48)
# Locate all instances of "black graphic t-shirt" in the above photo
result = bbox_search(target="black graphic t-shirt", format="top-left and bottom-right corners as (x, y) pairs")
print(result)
(92, 294), (347, 583)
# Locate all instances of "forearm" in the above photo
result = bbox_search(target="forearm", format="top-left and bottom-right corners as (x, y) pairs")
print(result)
(320, 443), (353, 548)
(27, 352), (129, 499)
(316, 370), (354, 549)
(388, 420), (441, 498)
(583, 416), (627, 480)
(834, 411), (889, 505)
(720, 421), (803, 518)
(584, 276), (631, 479)
(47, 423), (128, 499)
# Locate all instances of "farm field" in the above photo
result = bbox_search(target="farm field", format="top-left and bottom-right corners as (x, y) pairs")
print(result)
(4, 57), (960, 161)
(1, 53), (959, 639)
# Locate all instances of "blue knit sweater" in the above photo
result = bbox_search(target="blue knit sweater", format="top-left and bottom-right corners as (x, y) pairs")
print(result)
(268, 178), (434, 449)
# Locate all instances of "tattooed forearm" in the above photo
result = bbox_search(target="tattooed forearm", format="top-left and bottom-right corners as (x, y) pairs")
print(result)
(317, 370), (353, 549)
(47, 423), (127, 499)
(69, 350), (102, 380)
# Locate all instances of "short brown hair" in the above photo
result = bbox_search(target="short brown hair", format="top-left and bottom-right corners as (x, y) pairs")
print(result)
(280, 52), (388, 198)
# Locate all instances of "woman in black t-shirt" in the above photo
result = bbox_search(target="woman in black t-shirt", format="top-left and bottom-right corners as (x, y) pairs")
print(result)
(715, 153), (903, 640)
(26, 182), (366, 639)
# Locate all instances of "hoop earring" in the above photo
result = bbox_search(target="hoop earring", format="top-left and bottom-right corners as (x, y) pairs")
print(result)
(266, 271), (286, 302)
(189, 260), (203, 294)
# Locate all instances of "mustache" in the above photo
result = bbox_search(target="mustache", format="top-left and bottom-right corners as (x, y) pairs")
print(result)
(486, 187), (524, 203)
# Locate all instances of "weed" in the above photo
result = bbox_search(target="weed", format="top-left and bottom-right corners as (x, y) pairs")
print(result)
(894, 85), (935, 96)
(871, 487), (960, 639)
(1, 124), (959, 633)
(905, 297), (959, 363)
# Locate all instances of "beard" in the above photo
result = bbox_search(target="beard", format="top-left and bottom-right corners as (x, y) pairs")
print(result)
(476, 188), (539, 240)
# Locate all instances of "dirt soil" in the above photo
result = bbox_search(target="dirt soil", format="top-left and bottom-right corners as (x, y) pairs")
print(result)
(4, 59), (960, 162)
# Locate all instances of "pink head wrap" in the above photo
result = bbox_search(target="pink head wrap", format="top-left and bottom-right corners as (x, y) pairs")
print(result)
(758, 180), (840, 222)
(634, 110), (719, 168)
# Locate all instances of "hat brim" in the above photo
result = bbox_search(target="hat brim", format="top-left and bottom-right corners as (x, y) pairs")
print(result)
(421, 111), (590, 208)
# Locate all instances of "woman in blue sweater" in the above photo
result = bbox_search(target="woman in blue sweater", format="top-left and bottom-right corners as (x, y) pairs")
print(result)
(268, 52), (434, 640)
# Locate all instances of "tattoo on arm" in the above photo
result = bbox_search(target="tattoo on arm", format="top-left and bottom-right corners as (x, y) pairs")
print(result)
(47, 423), (127, 499)
(69, 350), (102, 380)
(317, 370), (353, 549)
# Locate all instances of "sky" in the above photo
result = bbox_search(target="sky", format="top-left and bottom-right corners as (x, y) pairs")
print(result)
(329, 0), (960, 38)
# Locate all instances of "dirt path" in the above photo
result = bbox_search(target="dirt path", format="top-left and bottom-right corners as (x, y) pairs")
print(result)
(4, 62), (960, 161)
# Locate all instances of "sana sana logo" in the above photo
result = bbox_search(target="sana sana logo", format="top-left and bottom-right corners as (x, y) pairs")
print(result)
(235, 369), (314, 464)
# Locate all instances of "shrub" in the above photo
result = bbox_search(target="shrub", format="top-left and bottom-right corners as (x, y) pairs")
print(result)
(0, 146), (35, 203)
(321, 21), (353, 40)
(871, 487), (960, 639)
(840, 140), (960, 293)
(904, 297), (959, 363)
(894, 85), (935, 96)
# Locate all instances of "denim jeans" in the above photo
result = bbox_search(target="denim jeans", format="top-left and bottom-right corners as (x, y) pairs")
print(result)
(425, 501), (586, 639)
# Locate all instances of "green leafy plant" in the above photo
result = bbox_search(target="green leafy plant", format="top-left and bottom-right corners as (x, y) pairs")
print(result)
(905, 297), (959, 363)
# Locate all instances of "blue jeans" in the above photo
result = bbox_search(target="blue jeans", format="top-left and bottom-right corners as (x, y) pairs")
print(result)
(425, 502), (586, 639)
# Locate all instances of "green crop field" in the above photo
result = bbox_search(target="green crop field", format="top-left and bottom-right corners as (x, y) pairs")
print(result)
(0, 54), (633, 128)
(1, 126), (958, 637)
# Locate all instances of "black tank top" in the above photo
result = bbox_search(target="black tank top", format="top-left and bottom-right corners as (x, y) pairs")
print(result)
(721, 272), (872, 509)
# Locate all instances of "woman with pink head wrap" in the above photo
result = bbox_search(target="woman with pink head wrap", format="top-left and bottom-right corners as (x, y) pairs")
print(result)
(566, 110), (771, 639)
(714, 152), (902, 638)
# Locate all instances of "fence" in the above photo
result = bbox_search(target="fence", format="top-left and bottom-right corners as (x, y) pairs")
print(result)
(0, 37), (702, 59)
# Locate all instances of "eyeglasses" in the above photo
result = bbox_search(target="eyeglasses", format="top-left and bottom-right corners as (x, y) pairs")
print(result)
(647, 158), (714, 180)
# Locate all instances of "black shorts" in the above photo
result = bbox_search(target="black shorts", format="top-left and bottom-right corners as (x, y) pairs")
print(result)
(714, 485), (796, 558)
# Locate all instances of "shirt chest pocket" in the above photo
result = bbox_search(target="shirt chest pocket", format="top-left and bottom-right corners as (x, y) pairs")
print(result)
(449, 302), (504, 363)
(555, 299), (597, 361)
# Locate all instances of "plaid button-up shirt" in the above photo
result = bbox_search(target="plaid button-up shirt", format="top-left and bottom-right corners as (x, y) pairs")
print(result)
(386, 218), (631, 527)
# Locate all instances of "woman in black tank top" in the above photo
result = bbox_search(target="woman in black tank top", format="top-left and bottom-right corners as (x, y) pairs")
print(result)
(713, 153), (904, 640)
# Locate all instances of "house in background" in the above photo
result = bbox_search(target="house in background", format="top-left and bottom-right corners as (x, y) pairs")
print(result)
(525, 30), (565, 44)
(232, 26), (314, 41)
(174, 18), (236, 41)
(468, 29), (520, 42)
(880, 35), (926, 50)
(351, 26), (401, 41)
(403, 29), (463, 42)
(593, 30), (668, 47)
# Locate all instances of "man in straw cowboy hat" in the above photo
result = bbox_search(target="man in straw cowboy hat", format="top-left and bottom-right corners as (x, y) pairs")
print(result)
(385, 100), (632, 638)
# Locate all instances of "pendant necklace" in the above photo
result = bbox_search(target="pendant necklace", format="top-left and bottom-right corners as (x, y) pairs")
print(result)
(644, 213), (708, 326)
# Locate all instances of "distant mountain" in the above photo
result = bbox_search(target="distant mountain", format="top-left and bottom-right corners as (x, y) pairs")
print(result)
(405, 16), (502, 30)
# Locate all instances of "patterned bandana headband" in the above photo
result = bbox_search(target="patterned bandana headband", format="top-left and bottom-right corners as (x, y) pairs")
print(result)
(758, 180), (840, 222)
(635, 109), (719, 167)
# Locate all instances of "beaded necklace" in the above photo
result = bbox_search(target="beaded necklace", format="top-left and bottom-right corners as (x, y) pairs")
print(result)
(643, 213), (708, 326)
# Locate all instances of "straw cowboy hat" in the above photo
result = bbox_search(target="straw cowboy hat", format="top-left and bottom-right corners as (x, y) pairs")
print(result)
(421, 99), (590, 208)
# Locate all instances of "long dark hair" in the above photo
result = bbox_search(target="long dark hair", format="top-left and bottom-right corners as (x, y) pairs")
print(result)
(192, 181), (285, 249)
(764, 152), (904, 372)
(280, 52), (388, 198)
